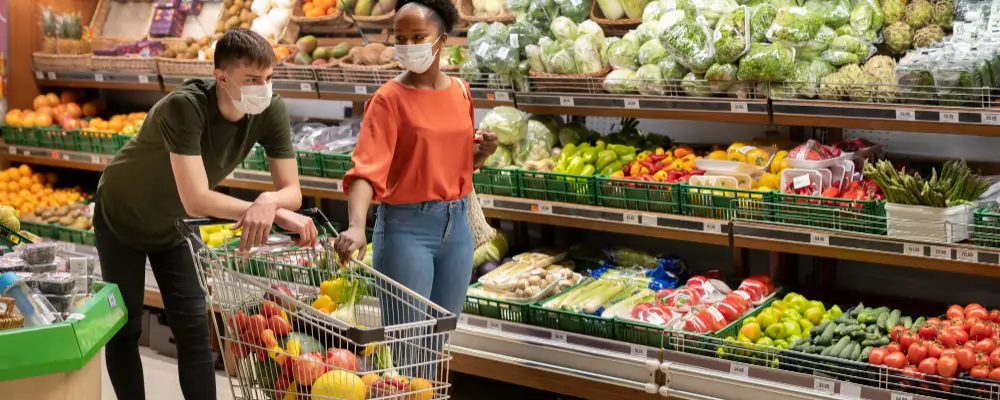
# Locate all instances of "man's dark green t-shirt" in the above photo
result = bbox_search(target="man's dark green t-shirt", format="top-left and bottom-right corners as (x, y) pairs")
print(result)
(97, 78), (296, 251)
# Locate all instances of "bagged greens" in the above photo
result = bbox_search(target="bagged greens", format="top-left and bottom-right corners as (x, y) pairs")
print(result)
(639, 39), (671, 64)
(713, 6), (750, 64)
(635, 63), (665, 94)
(514, 120), (558, 166)
(681, 72), (711, 96)
(772, 59), (836, 98)
(468, 22), (491, 46)
(660, 17), (717, 73)
(850, 0), (884, 39)
(481, 106), (529, 145)
(796, 25), (836, 60)
(696, 0), (739, 26)
(551, 16), (580, 41)
(557, 0), (593, 23)
(608, 33), (642, 69)
(575, 34), (605, 73)
(766, 6), (825, 46)
(486, 146), (514, 167)
(748, 4), (777, 43)
(804, 0), (851, 28)
(736, 41), (795, 81)
(705, 62), (738, 94)
(821, 34), (874, 65)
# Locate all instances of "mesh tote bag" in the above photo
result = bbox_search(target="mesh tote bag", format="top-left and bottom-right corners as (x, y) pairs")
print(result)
(455, 78), (497, 248)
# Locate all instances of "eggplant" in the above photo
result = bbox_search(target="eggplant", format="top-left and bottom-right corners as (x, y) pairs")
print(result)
(478, 260), (501, 277)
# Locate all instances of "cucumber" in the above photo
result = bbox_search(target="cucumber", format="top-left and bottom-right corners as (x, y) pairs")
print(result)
(865, 332), (881, 341)
(790, 338), (807, 350)
(901, 316), (913, 329)
(862, 337), (890, 347)
(913, 316), (926, 328)
(811, 321), (831, 336)
(834, 313), (852, 324)
(877, 312), (890, 329)
(834, 322), (847, 335)
(860, 346), (873, 362)
(886, 309), (902, 329)
(820, 323), (836, 345)
(830, 336), (851, 357)
(850, 303), (865, 317)
(850, 330), (868, 340)
(872, 306), (891, 316)
(821, 345), (834, 356)
(850, 343), (862, 360)
(840, 325), (863, 336)
(865, 324), (879, 333)
(857, 312), (874, 324)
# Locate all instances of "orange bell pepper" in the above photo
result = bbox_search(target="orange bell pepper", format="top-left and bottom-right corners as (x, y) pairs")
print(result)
(610, 170), (625, 178)
(674, 147), (693, 158)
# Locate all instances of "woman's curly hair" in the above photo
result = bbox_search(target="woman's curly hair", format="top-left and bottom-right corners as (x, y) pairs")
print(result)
(395, 0), (459, 33)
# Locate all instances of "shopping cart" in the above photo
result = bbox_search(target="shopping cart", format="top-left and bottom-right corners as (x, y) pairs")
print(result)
(178, 208), (458, 400)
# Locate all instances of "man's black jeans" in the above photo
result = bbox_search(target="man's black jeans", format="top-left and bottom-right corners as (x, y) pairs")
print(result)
(93, 202), (217, 400)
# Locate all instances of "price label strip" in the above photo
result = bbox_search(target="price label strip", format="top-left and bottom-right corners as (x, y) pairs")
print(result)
(984, 113), (1000, 125)
(94, 73), (105, 82)
(532, 203), (552, 214)
(486, 320), (502, 332)
(624, 98), (640, 109)
(559, 97), (574, 107)
(896, 109), (916, 121)
(299, 82), (312, 91)
(903, 243), (924, 256)
(729, 363), (749, 377)
(551, 331), (568, 343)
(703, 221), (723, 234)
(354, 86), (367, 95)
(930, 246), (951, 259)
(813, 378), (835, 394)
(493, 92), (511, 101)
(630, 345), (646, 358)
(622, 212), (640, 225)
(641, 213), (658, 227)
(957, 248), (978, 262)
(810, 233), (829, 246)
(939, 111), (959, 123)
(730, 102), (749, 113)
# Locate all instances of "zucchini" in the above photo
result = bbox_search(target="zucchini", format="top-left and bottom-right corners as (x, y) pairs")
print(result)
(830, 336), (851, 357)
(877, 312), (890, 329)
(850, 343), (862, 360)
(901, 316), (913, 329)
(860, 346), (873, 362)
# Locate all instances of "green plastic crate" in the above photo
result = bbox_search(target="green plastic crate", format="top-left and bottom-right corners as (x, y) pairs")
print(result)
(473, 167), (519, 197)
(596, 175), (682, 214)
(36, 126), (81, 151)
(78, 130), (119, 154)
(680, 183), (773, 221)
(243, 145), (269, 171)
(296, 150), (324, 177)
(54, 225), (92, 244)
(773, 193), (886, 235)
(517, 170), (597, 205)
(974, 208), (1000, 248)
(463, 283), (534, 324)
(114, 133), (133, 153)
(18, 219), (57, 239)
(320, 152), (353, 179)
(529, 281), (615, 339)
(2, 125), (39, 146)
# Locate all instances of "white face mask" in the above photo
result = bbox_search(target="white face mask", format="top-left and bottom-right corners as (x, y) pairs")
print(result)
(395, 36), (442, 74)
(224, 75), (272, 115)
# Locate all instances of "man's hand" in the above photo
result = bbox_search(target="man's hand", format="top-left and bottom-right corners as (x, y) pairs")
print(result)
(475, 129), (499, 157)
(232, 196), (277, 251)
(334, 227), (367, 265)
(275, 209), (318, 247)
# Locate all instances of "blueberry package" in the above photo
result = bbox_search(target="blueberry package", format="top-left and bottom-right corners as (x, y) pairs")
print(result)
(31, 272), (78, 295)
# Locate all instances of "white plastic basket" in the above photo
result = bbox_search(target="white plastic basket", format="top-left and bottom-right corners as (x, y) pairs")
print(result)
(885, 203), (974, 243)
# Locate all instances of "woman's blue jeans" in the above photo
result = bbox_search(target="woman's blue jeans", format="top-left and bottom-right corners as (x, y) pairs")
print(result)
(372, 196), (473, 379)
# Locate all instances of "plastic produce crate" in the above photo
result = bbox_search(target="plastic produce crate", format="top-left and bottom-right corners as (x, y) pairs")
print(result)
(36, 127), (80, 151)
(973, 207), (1000, 248)
(517, 170), (597, 205)
(463, 283), (533, 324)
(596, 176), (682, 215)
(243, 145), (268, 171)
(53, 225), (94, 245)
(773, 193), (887, 235)
(295, 150), (324, 177)
(319, 152), (353, 179)
(2, 125), (39, 146)
(18, 220), (56, 240)
(472, 167), (518, 197)
(78, 130), (118, 155)
(529, 281), (615, 339)
(114, 133), (133, 153)
(680, 183), (773, 222)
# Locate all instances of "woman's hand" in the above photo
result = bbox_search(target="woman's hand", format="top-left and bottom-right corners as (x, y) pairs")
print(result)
(334, 226), (368, 265)
(475, 129), (499, 157)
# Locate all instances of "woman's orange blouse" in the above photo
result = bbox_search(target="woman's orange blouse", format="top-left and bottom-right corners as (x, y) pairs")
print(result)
(343, 79), (475, 204)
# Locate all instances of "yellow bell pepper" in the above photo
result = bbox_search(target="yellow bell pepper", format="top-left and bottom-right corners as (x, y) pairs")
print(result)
(640, 167), (650, 175)
(655, 147), (665, 155)
(275, 338), (301, 365)
(669, 159), (685, 171)
(629, 163), (641, 177)
(312, 295), (334, 311)
(652, 170), (668, 181)
(282, 383), (298, 400)
(610, 170), (625, 179)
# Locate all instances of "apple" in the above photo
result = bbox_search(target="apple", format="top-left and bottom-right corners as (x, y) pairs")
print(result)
(266, 284), (296, 310)
(260, 301), (283, 319)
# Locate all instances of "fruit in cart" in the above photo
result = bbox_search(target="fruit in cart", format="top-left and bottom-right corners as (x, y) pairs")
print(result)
(292, 352), (329, 385)
(369, 376), (410, 398)
(407, 378), (434, 400)
(311, 370), (365, 400)
(325, 348), (359, 372)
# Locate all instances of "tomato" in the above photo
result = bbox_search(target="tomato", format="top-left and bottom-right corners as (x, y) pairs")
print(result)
(928, 341), (944, 358)
(941, 348), (958, 359)
(991, 309), (1000, 324)
(964, 317), (984, 334)
(869, 347), (888, 365)
(990, 368), (1000, 381)
(968, 308), (990, 321)
(908, 342), (929, 364)
(966, 303), (986, 316)
(927, 317), (942, 325)
(938, 330), (958, 348)
(977, 350), (990, 366)
(918, 323), (939, 340)
(948, 305), (966, 320)
(939, 355), (959, 377)
(902, 365), (924, 381)
(884, 352), (907, 370)
(900, 330), (920, 350)
(951, 328), (970, 345)
(958, 347), (978, 371)
(886, 342), (903, 354)
(991, 348), (1000, 368)
(976, 338), (998, 354)
(971, 321), (996, 341)
(972, 364), (992, 379)
(918, 357), (939, 375)
(890, 325), (908, 342)
(939, 377), (955, 393)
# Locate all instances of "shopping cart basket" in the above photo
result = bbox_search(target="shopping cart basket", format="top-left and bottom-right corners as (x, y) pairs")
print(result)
(178, 208), (458, 400)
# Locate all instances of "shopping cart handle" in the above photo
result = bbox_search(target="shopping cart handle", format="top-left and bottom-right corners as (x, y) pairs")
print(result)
(176, 208), (333, 243)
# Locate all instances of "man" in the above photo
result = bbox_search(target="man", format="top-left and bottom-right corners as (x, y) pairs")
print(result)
(94, 28), (317, 400)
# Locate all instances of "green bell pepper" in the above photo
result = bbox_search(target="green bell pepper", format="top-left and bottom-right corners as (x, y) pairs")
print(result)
(561, 143), (579, 160)
(608, 144), (636, 158)
(578, 164), (596, 176)
(594, 150), (618, 172)
(595, 140), (607, 151)
(619, 153), (636, 164)
(599, 161), (623, 176)
(565, 156), (587, 175)
(578, 148), (597, 164)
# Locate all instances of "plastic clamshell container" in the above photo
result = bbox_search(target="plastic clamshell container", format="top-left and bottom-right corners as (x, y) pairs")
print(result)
(785, 155), (848, 170)
(31, 272), (78, 295)
(885, 203), (974, 243)
(815, 168), (833, 191)
(16, 242), (58, 265)
(689, 175), (741, 189)
(711, 172), (753, 190)
(694, 159), (759, 176)
(827, 164), (846, 190)
(0, 258), (28, 274)
(840, 159), (856, 186)
(23, 262), (58, 274)
(44, 292), (87, 313)
(780, 169), (823, 196)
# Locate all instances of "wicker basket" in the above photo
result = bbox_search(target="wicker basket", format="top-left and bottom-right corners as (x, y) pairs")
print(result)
(274, 63), (319, 81)
(156, 57), (214, 77)
(458, 0), (516, 23)
(92, 56), (159, 74)
(32, 52), (93, 72)
(590, 0), (641, 37)
(291, 6), (353, 32)
(216, 2), (301, 44)
(528, 66), (612, 93)
(344, 11), (396, 28)
(339, 60), (401, 83)
(0, 297), (24, 332)
(314, 59), (346, 83)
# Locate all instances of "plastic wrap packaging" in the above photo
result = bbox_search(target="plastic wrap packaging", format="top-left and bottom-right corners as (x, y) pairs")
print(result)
(633, 64), (665, 95)
(705, 63), (738, 94)
(514, 122), (558, 166)
(481, 106), (529, 146)
(821, 34), (876, 66)
(772, 59), (836, 99)
(849, 0), (884, 42)
(766, 6), (825, 46)
(713, 6), (750, 64)
(795, 25), (836, 60)
(486, 146), (514, 168)
(736, 42), (795, 81)
(557, 0), (593, 23)
(603, 69), (638, 93)
(894, 50), (940, 104)
(508, 21), (544, 55)
(695, 0), (739, 26)
(607, 33), (641, 70)
(660, 17), (717, 73)
(575, 35), (606, 73)
(805, 0), (851, 28)
(681, 72), (711, 96)
(638, 39), (670, 65)
(932, 58), (984, 107)
(748, 4), (777, 43)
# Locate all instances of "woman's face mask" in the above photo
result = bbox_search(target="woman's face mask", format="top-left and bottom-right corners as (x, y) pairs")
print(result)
(395, 36), (442, 74)
(224, 74), (272, 115)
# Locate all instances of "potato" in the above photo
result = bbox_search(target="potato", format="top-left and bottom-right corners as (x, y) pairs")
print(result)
(359, 43), (386, 65)
(227, 4), (241, 16)
(239, 22), (250, 29)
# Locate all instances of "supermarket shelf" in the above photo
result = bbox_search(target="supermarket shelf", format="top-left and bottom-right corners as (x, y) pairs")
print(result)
(515, 93), (771, 125)
(317, 82), (516, 108)
(772, 100), (1000, 136)
(33, 70), (161, 91)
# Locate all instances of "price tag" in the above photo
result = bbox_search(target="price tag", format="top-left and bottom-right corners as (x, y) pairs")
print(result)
(510, 34), (519, 48)
(559, 97), (574, 107)
(354, 85), (367, 94)
(839, 382), (862, 398)
(138, 75), (150, 84)
(903, 243), (924, 256)
(107, 294), (118, 309)
(730, 102), (749, 113)
(891, 393), (913, 400)
(458, 315), (469, 325)
(8, 147), (15, 155)
(813, 378), (835, 394)
(90, 155), (100, 164)
(551, 331), (567, 343)
(94, 73), (105, 82)
(493, 92), (510, 101)
(930, 246), (951, 259)
(730, 363), (749, 377)
(630, 345), (646, 357)
(532, 203), (552, 214)
(299, 82), (312, 91)
(641, 213), (658, 227)
(35, 71), (44, 79)
(703, 221), (723, 234)
(622, 212), (640, 225)
(896, 109), (916, 121)
(66, 313), (86, 321)
(46, 72), (57, 80)
(479, 196), (494, 208)
(624, 98), (640, 109)
(331, 181), (342, 192)
(810, 233), (830, 246)
(793, 174), (811, 189)
(983, 113), (1000, 125)
(957, 248), (978, 262)
(50, 151), (61, 160)
(486, 320), (502, 331)
(939, 111), (959, 123)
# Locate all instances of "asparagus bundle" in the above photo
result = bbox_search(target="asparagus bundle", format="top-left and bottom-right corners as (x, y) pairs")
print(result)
(864, 159), (991, 207)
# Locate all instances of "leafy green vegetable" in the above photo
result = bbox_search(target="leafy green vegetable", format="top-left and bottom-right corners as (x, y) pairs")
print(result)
(550, 16), (579, 41)
(748, 4), (776, 43)
(766, 6), (824, 46)
(681, 72), (711, 97)
(608, 34), (641, 69)
(705, 63), (737, 94)
(714, 6), (749, 64)
(660, 18), (716, 73)
(639, 39), (670, 65)
(603, 69), (638, 93)
(481, 106), (529, 145)
(634, 64), (664, 95)
(736, 42), (795, 81)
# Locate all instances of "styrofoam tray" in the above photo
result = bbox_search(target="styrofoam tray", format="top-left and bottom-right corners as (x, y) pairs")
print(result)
(885, 203), (973, 243)
(689, 175), (741, 189)
(780, 169), (823, 195)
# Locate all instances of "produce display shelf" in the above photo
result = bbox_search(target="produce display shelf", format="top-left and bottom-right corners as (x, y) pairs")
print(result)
(771, 100), (1000, 136)
(9, 143), (1000, 279)
(316, 81), (516, 108)
(514, 92), (771, 125)
(33, 70), (161, 91)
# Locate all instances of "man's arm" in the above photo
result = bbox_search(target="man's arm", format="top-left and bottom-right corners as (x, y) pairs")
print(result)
(170, 153), (253, 219)
(262, 157), (303, 211)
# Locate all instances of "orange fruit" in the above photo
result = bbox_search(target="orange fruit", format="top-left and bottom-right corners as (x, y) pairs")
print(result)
(29, 183), (42, 193)
(0, 171), (9, 183)
(305, 7), (325, 17)
(327, 7), (337, 15)
(302, 2), (315, 12)
(6, 182), (19, 192)
(30, 173), (44, 184)
(6, 169), (19, 181)
(0, 193), (8, 202)
(108, 120), (124, 132)
(18, 164), (31, 176)
(18, 177), (32, 190)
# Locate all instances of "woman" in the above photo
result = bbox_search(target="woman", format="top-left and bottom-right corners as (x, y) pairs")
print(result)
(334, 0), (499, 319)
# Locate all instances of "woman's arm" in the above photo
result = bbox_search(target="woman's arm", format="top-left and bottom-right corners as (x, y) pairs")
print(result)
(346, 179), (374, 230)
(473, 130), (499, 169)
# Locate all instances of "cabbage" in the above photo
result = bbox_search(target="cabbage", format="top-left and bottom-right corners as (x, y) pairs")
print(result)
(508, 0), (532, 20)
(558, 122), (589, 146)
(607, 34), (640, 69)
(657, 10), (688, 32)
(459, 58), (483, 82)
(574, 34), (605, 73)
(643, 1), (670, 22)
(468, 22), (490, 46)
(474, 0), (507, 16)
(603, 68), (637, 93)
(636, 22), (659, 44)
(639, 39), (670, 65)
(705, 62), (737, 94)
(473, 231), (509, 267)
(487, 22), (510, 40)
(485, 146), (513, 167)
(557, 0), (593, 23)
(483, 42), (518, 74)
(526, 44), (546, 71)
(681, 72), (711, 96)
(622, 0), (646, 18)
(551, 16), (580, 41)
(578, 20), (606, 45)
(696, 0), (739, 26)
(547, 46), (579, 74)
(634, 64), (664, 94)
(514, 120), (557, 165)
(508, 21), (543, 54)
(597, 0), (626, 19)
(658, 57), (689, 80)
(481, 106), (528, 145)
(527, 0), (560, 31)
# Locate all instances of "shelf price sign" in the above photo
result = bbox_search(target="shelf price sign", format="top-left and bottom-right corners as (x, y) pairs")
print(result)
(729, 363), (749, 377)
(354, 86), (367, 94)
(813, 378), (835, 394)
(957, 248), (977, 262)
(703, 221), (723, 234)
(138, 75), (150, 84)
(810, 233), (830, 246)
(730, 102), (749, 113)
(903, 243), (924, 256)
(47, 72), (57, 80)
(531, 203), (552, 214)
(299, 82), (312, 91)
(551, 332), (567, 343)
(984, 113), (1000, 125)
(94, 74), (105, 82)
(486, 320), (502, 332)
(559, 97), (574, 107)
(630, 345), (646, 357)
(641, 213), (658, 227)
(622, 212), (640, 225)
(939, 111), (959, 123)
(930, 246), (951, 259)
(493, 92), (511, 101)
(895, 109), (916, 121)
(624, 98), (640, 109)
(891, 393), (913, 400)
